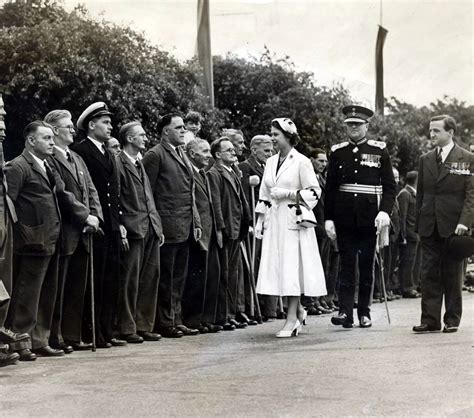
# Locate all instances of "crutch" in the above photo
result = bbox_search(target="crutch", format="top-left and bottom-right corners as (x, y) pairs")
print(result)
(88, 232), (97, 352)
(240, 241), (263, 323)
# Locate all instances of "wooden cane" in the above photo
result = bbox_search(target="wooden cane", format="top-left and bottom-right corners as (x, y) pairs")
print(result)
(88, 233), (96, 352)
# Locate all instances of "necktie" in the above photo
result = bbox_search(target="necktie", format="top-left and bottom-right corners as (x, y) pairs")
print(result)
(44, 160), (56, 188)
(437, 148), (443, 169)
(101, 144), (106, 155)
(199, 168), (206, 182)
(66, 150), (72, 163)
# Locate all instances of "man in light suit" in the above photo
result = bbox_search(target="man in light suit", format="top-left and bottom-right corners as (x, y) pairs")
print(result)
(45, 110), (102, 352)
(413, 115), (474, 333)
(6, 121), (90, 360)
(398, 170), (421, 298)
(142, 113), (202, 338)
(182, 139), (222, 333)
(207, 137), (251, 330)
(73, 102), (126, 348)
(115, 122), (164, 343)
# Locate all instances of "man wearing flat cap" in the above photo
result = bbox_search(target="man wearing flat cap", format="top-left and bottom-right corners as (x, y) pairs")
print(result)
(413, 114), (474, 334)
(73, 102), (126, 348)
(325, 105), (396, 329)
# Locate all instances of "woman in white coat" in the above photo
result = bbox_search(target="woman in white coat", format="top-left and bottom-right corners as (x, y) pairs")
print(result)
(255, 118), (327, 337)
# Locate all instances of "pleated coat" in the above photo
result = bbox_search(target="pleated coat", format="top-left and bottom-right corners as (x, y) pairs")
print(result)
(256, 148), (327, 297)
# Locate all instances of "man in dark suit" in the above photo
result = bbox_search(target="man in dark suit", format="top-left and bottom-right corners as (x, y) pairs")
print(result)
(413, 115), (474, 333)
(115, 122), (164, 343)
(0, 95), (31, 358)
(44, 110), (102, 352)
(142, 113), (202, 338)
(239, 135), (277, 321)
(6, 121), (91, 360)
(73, 102), (126, 348)
(398, 170), (421, 298)
(182, 139), (222, 333)
(208, 137), (251, 330)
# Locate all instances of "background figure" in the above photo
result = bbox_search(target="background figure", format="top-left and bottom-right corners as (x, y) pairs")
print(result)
(183, 110), (202, 145)
(116, 122), (163, 343)
(256, 118), (326, 338)
(398, 170), (421, 298)
(207, 137), (251, 330)
(142, 113), (202, 338)
(105, 137), (121, 156)
(239, 135), (278, 321)
(73, 102), (126, 348)
(45, 109), (101, 353)
(182, 139), (222, 333)
(413, 115), (474, 334)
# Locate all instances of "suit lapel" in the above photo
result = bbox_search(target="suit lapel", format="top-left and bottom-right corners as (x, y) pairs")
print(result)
(248, 156), (264, 178)
(162, 141), (189, 171)
(84, 138), (112, 171)
(276, 148), (297, 181)
(52, 149), (81, 187)
(22, 151), (49, 184)
(193, 167), (209, 196)
(438, 144), (462, 183)
(426, 149), (438, 179)
(218, 164), (239, 196)
(120, 152), (142, 184)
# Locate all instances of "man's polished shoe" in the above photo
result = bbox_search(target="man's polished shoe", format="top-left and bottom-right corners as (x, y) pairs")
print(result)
(32, 346), (65, 357)
(202, 323), (222, 333)
(219, 322), (236, 331)
(0, 327), (30, 344)
(359, 316), (372, 328)
(403, 290), (421, 298)
(0, 351), (20, 367)
(96, 341), (112, 349)
(229, 319), (247, 329)
(198, 325), (209, 334)
(138, 331), (161, 341)
(331, 313), (353, 328)
(412, 323), (441, 333)
(175, 325), (199, 336)
(236, 312), (258, 326)
(109, 338), (127, 346)
(122, 334), (144, 344)
(159, 327), (184, 338)
(66, 341), (92, 351)
(17, 348), (37, 361)
(307, 306), (322, 315)
(442, 324), (458, 333)
(51, 342), (74, 354)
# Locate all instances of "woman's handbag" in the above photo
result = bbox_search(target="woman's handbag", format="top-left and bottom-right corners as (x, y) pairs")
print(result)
(295, 190), (317, 228)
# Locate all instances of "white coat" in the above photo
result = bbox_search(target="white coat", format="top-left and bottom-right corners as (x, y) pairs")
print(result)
(256, 148), (327, 297)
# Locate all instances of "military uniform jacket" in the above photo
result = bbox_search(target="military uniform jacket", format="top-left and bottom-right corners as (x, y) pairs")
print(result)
(142, 141), (201, 244)
(115, 152), (162, 240)
(72, 138), (121, 233)
(48, 148), (103, 255)
(416, 144), (474, 238)
(325, 138), (396, 229)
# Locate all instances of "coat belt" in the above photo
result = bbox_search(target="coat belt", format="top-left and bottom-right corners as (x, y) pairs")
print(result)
(339, 184), (383, 195)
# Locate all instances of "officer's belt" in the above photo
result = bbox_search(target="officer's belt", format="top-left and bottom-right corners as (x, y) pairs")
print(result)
(339, 184), (382, 195)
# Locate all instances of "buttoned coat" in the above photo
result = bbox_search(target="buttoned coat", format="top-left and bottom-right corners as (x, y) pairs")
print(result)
(48, 148), (103, 255)
(416, 144), (474, 238)
(115, 152), (162, 240)
(398, 185), (418, 242)
(142, 141), (201, 244)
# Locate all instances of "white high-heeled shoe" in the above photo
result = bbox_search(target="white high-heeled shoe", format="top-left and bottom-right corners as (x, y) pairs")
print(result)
(276, 320), (301, 338)
(298, 309), (308, 326)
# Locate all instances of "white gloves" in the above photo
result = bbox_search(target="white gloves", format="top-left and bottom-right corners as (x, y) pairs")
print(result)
(374, 211), (390, 230)
(270, 187), (294, 200)
(325, 220), (337, 241)
(255, 216), (264, 240)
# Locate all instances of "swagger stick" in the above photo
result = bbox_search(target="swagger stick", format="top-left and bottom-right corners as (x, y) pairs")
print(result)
(376, 228), (391, 324)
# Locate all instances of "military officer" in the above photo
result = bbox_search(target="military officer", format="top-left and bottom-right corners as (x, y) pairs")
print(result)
(325, 105), (396, 329)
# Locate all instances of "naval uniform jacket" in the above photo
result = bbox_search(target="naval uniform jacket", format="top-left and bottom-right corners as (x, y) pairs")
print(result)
(325, 138), (396, 229)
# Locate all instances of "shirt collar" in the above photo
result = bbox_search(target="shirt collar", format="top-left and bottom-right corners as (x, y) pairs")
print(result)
(88, 136), (105, 154)
(438, 141), (454, 161)
(123, 150), (138, 165)
(407, 184), (417, 194)
(53, 145), (69, 158)
(28, 151), (46, 172)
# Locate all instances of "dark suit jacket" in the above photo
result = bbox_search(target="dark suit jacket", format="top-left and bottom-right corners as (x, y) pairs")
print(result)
(416, 144), (474, 238)
(142, 141), (201, 244)
(48, 148), (103, 255)
(207, 162), (250, 241)
(239, 155), (264, 208)
(0, 157), (16, 253)
(398, 185), (418, 242)
(5, 151), (88, 256)
(72, 138), (121, 233)
(115, 152), (162, 240)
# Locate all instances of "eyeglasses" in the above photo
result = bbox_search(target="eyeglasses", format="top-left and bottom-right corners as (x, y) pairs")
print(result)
(220, 148), (236, 154)
(55, 125), (76, 133)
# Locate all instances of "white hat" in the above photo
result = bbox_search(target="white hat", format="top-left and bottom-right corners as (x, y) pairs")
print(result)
(77, 102), (113, 131)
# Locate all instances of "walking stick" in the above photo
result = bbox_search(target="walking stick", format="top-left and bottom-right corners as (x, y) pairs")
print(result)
(240, 241), (263, 323)
(376, 228), (391, 324)
(88, 232), (96, 352)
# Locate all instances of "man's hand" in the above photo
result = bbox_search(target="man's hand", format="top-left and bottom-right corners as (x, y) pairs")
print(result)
(455, 224), (469, 236)
(119, 224), (127, 239)
(270, 187), (291, 200)
(85, 214), (99, 231)
(194, 227), (202, 241)
(216, 230), (223, 248)
(325, 220), (337, 241)
(120, 237), (130, 252)
(375, 211), (391, 230)
(158, 234), (165, 247)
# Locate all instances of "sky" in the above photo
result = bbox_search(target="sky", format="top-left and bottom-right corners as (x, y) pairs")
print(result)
(61, 0), (473, 108)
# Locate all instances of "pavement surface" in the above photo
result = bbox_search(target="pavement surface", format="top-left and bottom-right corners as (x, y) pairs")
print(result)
(1, 294), (473, 417)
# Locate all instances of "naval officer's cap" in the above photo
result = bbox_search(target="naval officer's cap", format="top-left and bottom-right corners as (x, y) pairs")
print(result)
(342, 105), (374, 124)
(77, 102), (113, 131)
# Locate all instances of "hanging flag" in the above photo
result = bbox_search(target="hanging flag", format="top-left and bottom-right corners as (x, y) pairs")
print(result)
(375, 25), (388, 115)
(197, 0), (214, 107)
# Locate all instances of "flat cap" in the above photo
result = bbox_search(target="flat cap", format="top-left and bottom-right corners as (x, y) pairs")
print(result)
(77, 102), (113, 131)
(342, 105), (374, 123)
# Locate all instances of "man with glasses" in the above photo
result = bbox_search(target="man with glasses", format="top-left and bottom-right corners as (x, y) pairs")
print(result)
(207, 137), (251, 330)
(325, 105), (396, 329)
(44, 110), (102, 352)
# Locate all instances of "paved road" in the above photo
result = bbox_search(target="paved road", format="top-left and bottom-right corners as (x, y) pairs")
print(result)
(1, 294), (473, 417)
